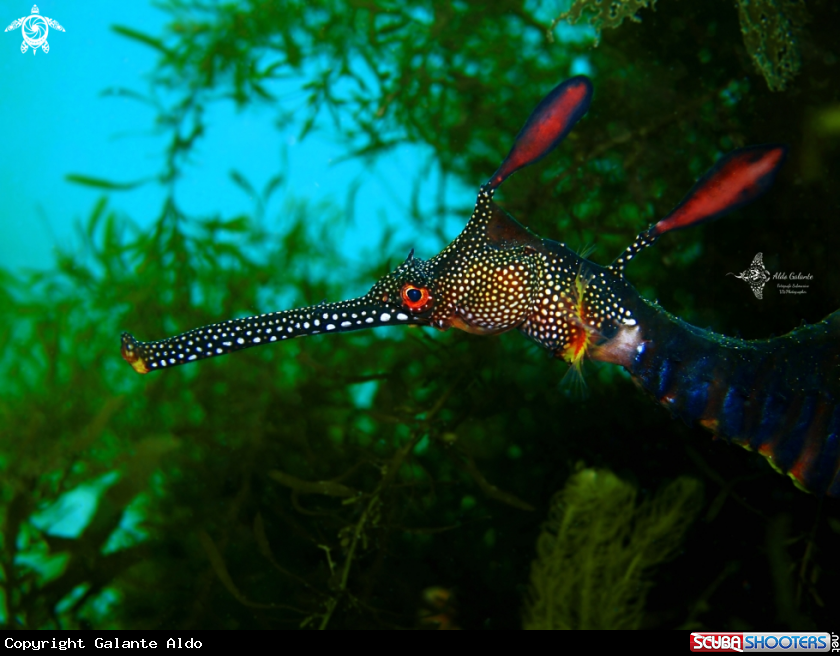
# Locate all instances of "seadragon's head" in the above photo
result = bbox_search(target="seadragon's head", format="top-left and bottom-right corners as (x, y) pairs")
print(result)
(121, 76), (785, 376)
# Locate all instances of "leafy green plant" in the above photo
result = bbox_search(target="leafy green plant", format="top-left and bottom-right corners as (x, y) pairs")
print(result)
(556, 0), (809, 91)
(523, 469), (702, 630)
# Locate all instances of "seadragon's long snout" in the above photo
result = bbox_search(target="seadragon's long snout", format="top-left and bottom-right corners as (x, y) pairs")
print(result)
(121, 295), (428, 374)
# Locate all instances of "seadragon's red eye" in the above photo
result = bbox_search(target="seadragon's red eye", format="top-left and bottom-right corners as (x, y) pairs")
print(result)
(401, 284), (431, 311)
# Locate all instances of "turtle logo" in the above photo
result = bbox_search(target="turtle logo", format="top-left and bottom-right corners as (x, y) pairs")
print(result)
(4, 5), (64, 55)
(727, 252), (772, 299)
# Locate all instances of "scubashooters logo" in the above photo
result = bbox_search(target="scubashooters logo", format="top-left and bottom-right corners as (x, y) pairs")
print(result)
(4, 5), (64, 54)
(727, 252), (813, 299)
(690, 632), (832, 652)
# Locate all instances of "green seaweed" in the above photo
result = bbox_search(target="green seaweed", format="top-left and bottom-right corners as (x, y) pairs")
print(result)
(523, 469), (703, 630)
(736, 0), (808, 91)
(556, 0), (657, 44)
(558, 0), (808, 91)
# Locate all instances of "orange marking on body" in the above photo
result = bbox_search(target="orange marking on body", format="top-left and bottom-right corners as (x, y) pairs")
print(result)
(758, 442), (776, 458)
(563, 329), (590, 365)
(788, 462), (809, 489)
(699, 377), (726, 431)
(122, 349), (149, 375)
(560, 269), (595, 366)
(699, 418), (718, 432)
(788, 399), (830, 489)
(445, 315), (509, 336)
(755, 395), (807, 468)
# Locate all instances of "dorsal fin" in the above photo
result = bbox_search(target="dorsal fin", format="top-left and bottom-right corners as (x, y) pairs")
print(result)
(486, 201), (541, 248)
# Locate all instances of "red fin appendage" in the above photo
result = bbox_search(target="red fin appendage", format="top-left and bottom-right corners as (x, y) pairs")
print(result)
(650, 145), (787, 238)
(487, 76), (593, 190)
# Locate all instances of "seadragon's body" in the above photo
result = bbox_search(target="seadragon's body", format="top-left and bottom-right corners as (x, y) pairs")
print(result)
(121, 77), (840, 497)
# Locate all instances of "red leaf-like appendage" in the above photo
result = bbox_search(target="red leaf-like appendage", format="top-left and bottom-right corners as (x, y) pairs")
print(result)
(651, 145), (787, 237)
(488, 76), (593, 190)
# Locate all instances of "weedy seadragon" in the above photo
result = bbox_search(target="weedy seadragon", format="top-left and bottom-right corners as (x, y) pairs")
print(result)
(121, 77), (840, 497)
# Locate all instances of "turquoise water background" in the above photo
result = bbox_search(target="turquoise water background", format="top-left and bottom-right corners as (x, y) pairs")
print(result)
(0, 0), (475, 275)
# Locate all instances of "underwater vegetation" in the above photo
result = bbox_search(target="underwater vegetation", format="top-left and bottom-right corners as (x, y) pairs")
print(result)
(735, 0), (808, 91)
(558, 0), (808, 90)
(523, 469), (703, 630)
(555, 0), (658, 37)
(2, 0), (839, 631)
